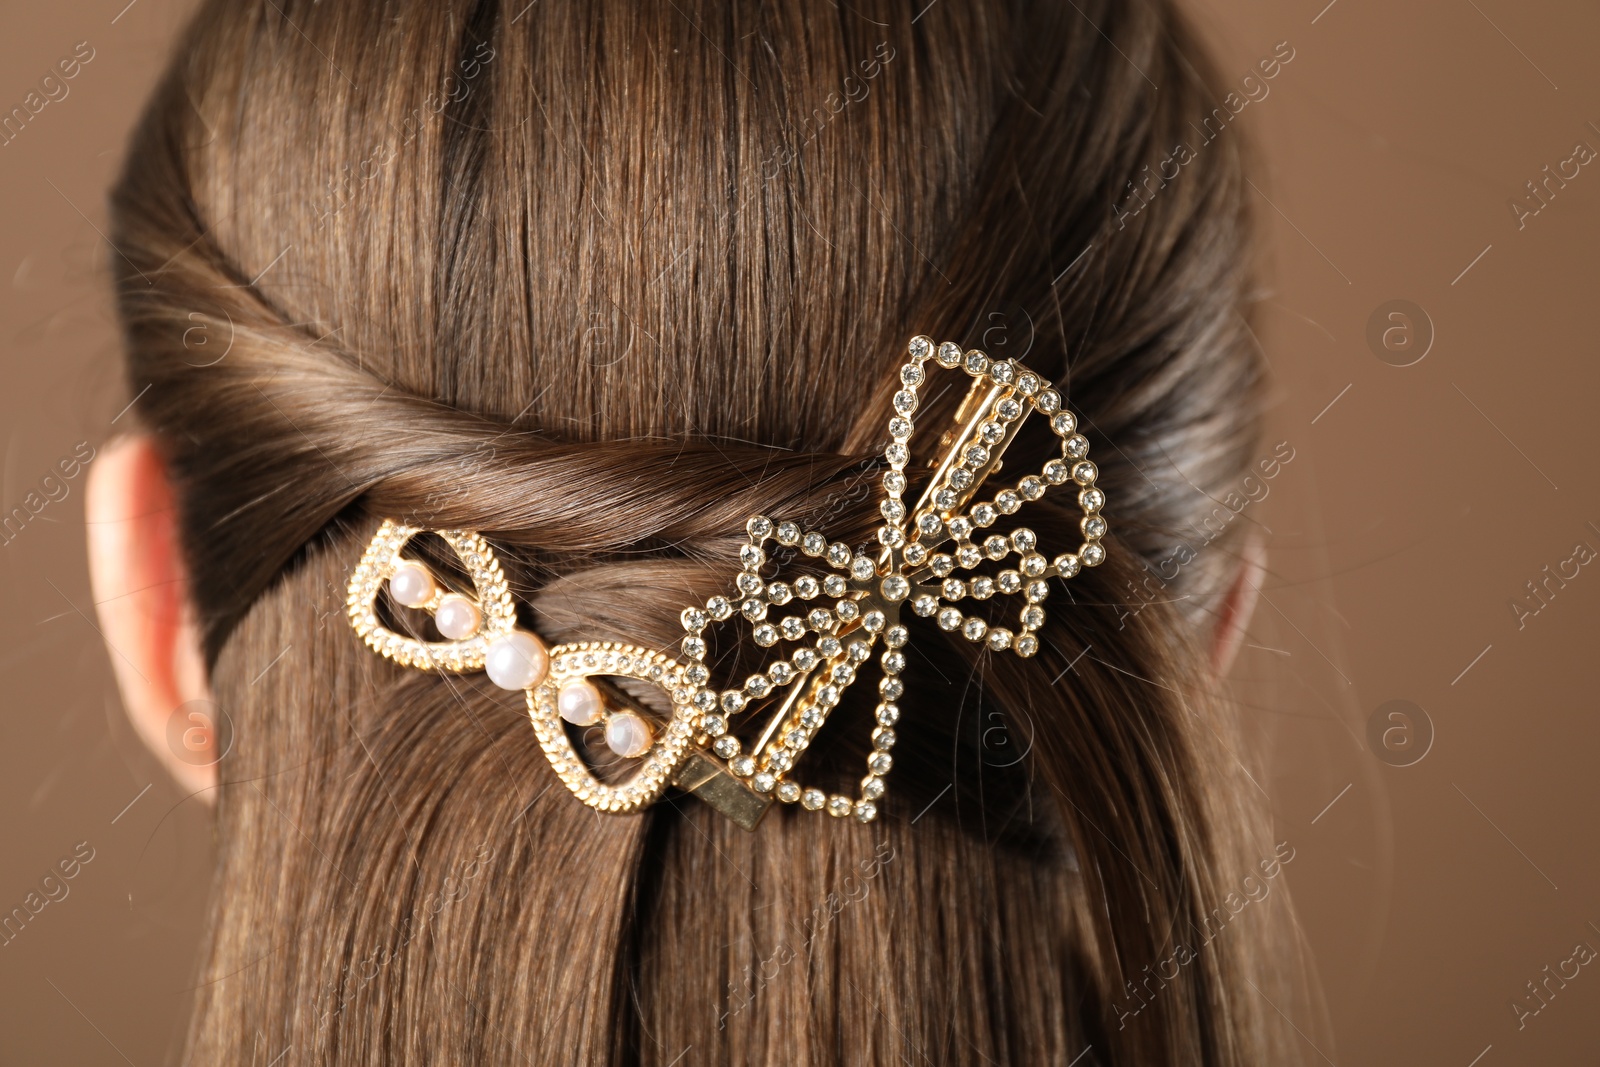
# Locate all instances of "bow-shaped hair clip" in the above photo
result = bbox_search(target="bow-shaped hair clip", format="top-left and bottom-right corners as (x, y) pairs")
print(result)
(347, 336), (1107, 828)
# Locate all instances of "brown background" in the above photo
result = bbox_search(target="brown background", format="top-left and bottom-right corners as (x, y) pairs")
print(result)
(1, 0), (1596, 1064)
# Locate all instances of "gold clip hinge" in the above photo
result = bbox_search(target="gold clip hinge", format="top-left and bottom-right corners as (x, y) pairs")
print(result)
(671, 749), (773, 831)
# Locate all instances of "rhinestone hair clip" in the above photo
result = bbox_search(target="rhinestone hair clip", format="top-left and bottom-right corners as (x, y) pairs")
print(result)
(346, 336), (1108, 829)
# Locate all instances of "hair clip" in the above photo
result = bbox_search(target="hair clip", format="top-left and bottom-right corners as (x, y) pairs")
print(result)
(347, 336), (1107, 828)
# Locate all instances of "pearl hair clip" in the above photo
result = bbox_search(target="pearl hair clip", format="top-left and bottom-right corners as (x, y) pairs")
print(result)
(346, 336), (1107, 828)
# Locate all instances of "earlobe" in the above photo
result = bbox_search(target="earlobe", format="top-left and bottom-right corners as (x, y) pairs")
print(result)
(86, 435), (218, 797)
(1212, 527), (1266, 677)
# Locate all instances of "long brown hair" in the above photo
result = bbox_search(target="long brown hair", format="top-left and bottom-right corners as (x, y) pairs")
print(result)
(110, 0), (1314, 1062)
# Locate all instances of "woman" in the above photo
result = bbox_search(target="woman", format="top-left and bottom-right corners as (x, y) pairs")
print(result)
(88, 0), (1315, 1062)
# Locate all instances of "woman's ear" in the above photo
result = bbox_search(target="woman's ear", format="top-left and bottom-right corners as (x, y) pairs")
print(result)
(1212, 527), (1267, 677)
(86, 435), (218, 797)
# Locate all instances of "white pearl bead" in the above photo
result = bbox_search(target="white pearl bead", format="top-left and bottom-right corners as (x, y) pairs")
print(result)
(389, 561), (436, 608)
(484, 630), (549, 690)
(604, 712), (653, 758)
(557, 679), (605, 725)
(434, 595), (482, 640)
